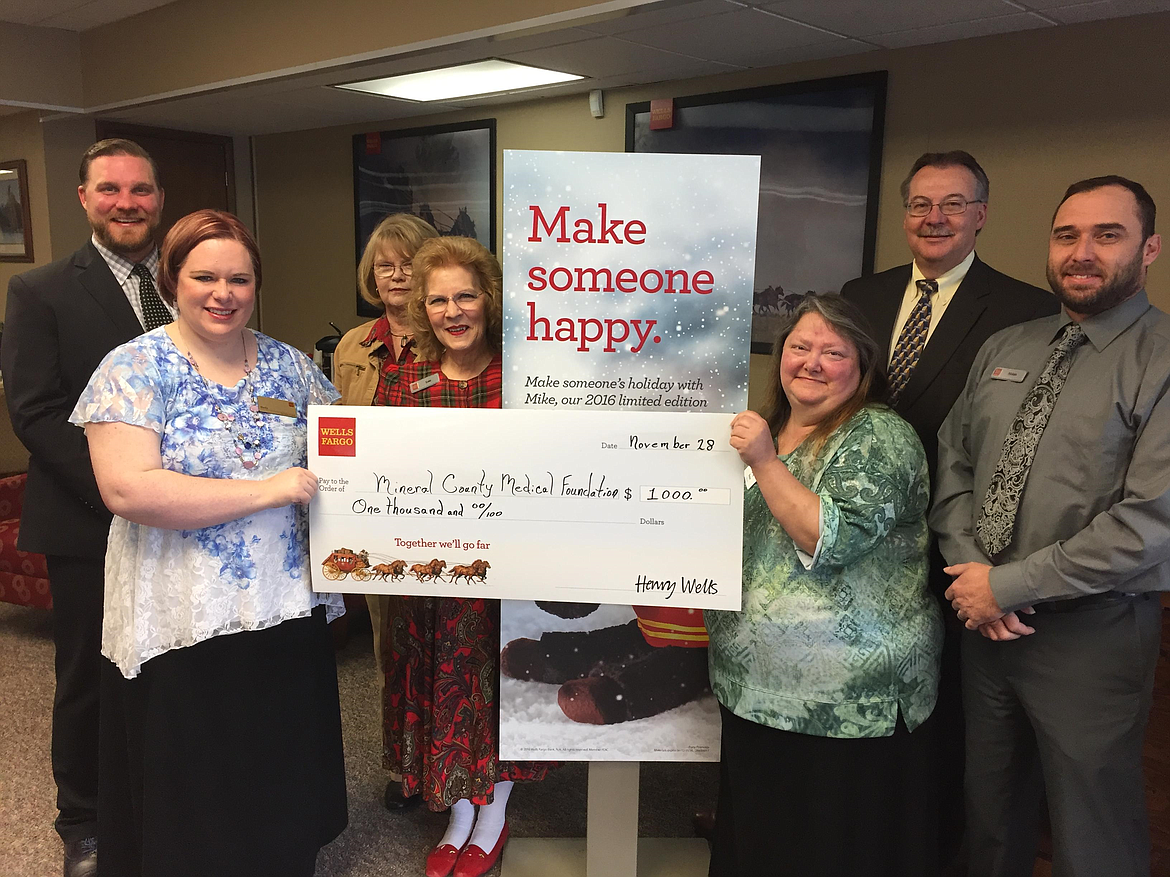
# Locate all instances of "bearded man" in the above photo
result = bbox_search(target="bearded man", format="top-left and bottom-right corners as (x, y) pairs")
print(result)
(2, 138), (170, 877)
(931, 176), (1170, 877)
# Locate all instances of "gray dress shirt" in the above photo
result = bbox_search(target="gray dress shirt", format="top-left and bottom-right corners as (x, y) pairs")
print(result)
(931, 290), (1170, 611)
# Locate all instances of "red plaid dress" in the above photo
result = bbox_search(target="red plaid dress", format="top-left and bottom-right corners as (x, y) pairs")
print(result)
(382, 355), (553, 808)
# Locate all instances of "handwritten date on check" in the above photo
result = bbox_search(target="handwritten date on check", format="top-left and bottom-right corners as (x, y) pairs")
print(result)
(308, 407), (744, 610)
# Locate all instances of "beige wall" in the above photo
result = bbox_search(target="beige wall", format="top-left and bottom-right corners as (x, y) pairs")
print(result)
(0, 112), (51, 316)
(254, 10), (1170, 393)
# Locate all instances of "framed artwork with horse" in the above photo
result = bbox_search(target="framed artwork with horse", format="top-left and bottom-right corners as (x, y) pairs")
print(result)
(627, 72), (887, 353)
(352, 119), (496, 317)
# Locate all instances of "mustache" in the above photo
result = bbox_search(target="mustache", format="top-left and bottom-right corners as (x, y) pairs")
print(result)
(916, 224), (953, 238)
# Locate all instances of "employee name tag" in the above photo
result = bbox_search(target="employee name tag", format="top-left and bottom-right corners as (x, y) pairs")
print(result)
(410, 373), (440, 394)
(256, 395), (297, 417)
(990, 367), (1028, 383)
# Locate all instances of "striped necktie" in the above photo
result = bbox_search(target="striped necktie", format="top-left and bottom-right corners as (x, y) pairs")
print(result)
(887, 279), (936, 404)
(132, 263), (171, 331)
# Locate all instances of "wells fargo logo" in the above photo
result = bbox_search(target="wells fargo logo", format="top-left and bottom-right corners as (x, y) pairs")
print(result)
(318, 417), (356, 456)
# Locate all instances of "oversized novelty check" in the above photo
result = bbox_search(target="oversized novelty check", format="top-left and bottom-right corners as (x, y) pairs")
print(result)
(308, 406), (743, 610)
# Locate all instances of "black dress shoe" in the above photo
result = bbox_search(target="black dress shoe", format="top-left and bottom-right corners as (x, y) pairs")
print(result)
(384, 781), (421, 811)
(63, 836), (97, 877)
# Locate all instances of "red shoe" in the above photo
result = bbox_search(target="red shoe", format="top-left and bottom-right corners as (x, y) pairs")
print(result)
(425, 842), (462, 877)
(453, 823), (509, 877)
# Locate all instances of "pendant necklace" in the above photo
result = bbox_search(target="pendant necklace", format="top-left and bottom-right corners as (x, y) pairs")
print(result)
(180, 325), (268, 470)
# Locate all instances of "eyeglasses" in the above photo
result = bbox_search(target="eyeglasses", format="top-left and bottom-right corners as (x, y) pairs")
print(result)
(373, 262), (412, 278)
(425, 291), (483, 311)
(905, 197), (985, 217)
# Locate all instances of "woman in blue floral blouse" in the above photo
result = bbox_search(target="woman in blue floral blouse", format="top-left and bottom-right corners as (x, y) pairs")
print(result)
(706, 294), (942, 876)
(70, 210), (347, 877)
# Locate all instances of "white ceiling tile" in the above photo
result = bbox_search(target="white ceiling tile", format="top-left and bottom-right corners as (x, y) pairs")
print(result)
(759, 0), (1015, 36)
(1021, 0), (1168, 8)
(482, 26), (598, 55)
(503, 34), (735, 79)
(1038, 0), (1170, 23)
(617, 7), (843, 63)
(33, 0), (177, 30)
(0, 0), (85, 26)
(870, 12), (1052, 49)
(576, 0), (740, 35)
(735, 37), (875, 68)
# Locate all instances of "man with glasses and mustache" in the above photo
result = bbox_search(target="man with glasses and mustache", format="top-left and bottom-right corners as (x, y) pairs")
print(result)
(842, 151), (1057, 870)
(2, 138), (168, 877)
(932, 177), (1170, 876)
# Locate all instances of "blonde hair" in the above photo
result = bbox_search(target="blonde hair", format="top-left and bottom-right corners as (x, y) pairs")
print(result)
(407, 236), (502, 362)
(356, 213), (438, 308)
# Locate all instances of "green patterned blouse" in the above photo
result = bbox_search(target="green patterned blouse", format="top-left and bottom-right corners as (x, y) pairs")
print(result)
(706, 405), (942, 738)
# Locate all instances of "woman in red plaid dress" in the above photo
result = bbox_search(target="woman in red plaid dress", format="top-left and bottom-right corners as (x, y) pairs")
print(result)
(381, 236), (552, 877)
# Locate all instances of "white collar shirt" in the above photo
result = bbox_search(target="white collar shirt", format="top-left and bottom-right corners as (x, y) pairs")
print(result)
(888, 249), (976, 364)
(91, 235), (173, 331)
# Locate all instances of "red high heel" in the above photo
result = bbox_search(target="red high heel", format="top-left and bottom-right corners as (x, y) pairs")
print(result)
(453, 823), (509, 877)
(425, 842), (462, 877)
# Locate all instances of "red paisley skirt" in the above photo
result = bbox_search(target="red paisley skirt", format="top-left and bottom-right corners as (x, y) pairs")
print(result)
(383, 596), (553, 810)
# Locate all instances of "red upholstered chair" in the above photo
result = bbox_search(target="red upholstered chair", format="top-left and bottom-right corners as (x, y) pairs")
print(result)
(0, 473), (52, 610)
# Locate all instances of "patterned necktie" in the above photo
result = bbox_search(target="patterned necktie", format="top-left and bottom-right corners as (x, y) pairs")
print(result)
(976, 322), (1088, 557)
(132, 262), (171, 331)
(887, 279), (936, 404)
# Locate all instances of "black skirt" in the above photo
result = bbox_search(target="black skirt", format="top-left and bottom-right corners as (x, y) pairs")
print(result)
(709, 702), (939, 877)
(98, 606), (348, 877)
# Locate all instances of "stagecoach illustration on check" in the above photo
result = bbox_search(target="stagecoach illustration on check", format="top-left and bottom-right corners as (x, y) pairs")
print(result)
(320, 548), (489, 584)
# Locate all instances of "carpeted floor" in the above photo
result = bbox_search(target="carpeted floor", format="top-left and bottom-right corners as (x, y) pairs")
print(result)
(0, 603), (717, 877)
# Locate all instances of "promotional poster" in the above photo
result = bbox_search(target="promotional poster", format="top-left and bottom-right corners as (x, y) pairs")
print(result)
(498, 150), (760, 761)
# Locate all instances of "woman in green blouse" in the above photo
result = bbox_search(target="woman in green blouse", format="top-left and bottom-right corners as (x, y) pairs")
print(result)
(706, 294), (942, 876)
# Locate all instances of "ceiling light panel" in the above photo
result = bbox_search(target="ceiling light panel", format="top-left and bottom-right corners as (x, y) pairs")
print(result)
(335, 59), (583, 102)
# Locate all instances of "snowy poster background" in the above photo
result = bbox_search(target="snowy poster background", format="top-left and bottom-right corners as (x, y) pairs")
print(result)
(499, 151), (759, 762)
(499, 603), (719, 761)
(500, 149), (759, 412)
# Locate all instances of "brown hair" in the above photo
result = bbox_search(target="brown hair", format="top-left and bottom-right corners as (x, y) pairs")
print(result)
(157, 210), (261, 306)
(79, 138), (161, 189)
(1055, 175), (1156, 241)
(900, 150), (989, 204)
(356, 213), (439, 308)
(406, 236), (502, 362)
(764, 294), (888, 459)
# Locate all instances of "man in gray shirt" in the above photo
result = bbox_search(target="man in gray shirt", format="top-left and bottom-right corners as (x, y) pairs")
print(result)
(931, 176), (1169, 876)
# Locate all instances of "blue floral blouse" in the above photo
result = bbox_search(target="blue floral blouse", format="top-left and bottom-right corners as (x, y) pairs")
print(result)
(70, 328), (344, 678)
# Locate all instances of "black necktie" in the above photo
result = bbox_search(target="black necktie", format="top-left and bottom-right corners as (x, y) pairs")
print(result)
(132, 263), (171, 331)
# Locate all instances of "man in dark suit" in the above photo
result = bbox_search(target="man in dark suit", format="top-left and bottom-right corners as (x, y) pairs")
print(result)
(1, 139), (168, 877)
(841, 151), (1058, 869)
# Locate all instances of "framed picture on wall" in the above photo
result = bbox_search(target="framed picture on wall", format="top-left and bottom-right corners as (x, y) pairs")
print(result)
(352, 120), (496, 317)
(627, 72), (886, 353)
(0, 159), (33, 263)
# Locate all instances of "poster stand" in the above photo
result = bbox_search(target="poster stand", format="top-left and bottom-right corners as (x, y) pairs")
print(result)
(501, 764), (710, 877)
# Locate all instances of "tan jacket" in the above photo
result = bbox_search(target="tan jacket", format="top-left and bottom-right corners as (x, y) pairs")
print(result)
(333, 319), (383, 405)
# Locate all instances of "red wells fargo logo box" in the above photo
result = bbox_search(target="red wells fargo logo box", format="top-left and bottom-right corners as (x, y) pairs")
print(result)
(318, 417), (356, 456)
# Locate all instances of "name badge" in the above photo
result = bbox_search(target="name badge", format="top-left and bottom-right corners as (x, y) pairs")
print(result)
(256, 395), (297, 417)
(990, 367), (1028, 383)
(410, 373), (440, 394)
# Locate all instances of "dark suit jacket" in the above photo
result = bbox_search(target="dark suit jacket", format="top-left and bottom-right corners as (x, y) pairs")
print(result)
(841, 254), (1059, 480)
(1, 241), (145, 558)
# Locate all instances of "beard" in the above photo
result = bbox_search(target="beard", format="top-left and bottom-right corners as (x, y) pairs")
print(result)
(1046, 247), (1144, 317)
(92, 212), (159, 257)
